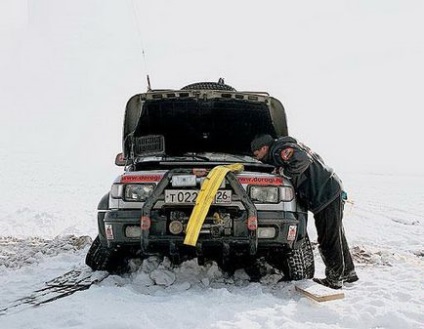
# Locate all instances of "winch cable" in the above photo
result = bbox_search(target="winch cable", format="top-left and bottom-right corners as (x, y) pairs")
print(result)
(127, 0), (151, 90)
(184, 163), (244, 247)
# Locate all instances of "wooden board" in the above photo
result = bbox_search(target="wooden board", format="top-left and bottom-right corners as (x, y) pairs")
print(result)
(295, 280), (345, 302)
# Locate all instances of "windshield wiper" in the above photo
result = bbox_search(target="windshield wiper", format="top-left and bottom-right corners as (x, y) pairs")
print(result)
(182, 153), (210, 161)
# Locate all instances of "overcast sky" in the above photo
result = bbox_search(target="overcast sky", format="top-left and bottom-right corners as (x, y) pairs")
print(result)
(1, 0), (423, 178)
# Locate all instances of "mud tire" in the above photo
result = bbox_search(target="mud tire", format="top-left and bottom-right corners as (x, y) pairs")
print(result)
(269, 235), (315, 281)
(282, 235), (315, 280)
(85, 236), (130, 274)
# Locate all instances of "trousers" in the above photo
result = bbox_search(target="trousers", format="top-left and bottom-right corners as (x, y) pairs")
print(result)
(314, 195), (355, 281)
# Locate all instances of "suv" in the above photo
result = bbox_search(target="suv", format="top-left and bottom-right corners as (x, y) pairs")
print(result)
(85, 81), (314, 280)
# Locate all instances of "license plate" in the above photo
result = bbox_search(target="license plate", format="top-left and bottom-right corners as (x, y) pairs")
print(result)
(165, 190), (232, 204)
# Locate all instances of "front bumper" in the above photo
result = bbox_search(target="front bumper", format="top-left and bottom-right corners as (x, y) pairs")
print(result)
(99, 169), (308, 258)
(100, 209), (306, 255)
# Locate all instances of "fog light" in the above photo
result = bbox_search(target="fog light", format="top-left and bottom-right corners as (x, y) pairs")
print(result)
(169, 220), (183, 235)
(258, 227), (276, 239)
(125, 225), (141, 238)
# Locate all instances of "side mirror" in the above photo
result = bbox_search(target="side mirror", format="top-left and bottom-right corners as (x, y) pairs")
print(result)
(115, 153), (126, 166)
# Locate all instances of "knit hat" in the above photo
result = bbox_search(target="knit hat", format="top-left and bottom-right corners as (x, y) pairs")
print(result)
(250, 134), (274, 152)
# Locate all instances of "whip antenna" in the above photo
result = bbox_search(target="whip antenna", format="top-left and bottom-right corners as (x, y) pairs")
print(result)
(128, 0), (151, 91)
(147, 74), (151, 91)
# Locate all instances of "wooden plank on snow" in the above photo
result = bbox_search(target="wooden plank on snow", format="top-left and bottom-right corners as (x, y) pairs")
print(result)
(295, 280), (345, 302)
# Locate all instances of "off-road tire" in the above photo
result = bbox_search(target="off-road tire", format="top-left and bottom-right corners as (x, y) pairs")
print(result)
(85, 236), (130, 274)
(273, 235), (315, 281)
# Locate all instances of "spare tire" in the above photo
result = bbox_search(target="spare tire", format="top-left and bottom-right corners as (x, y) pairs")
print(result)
(181, 81), (236, 91)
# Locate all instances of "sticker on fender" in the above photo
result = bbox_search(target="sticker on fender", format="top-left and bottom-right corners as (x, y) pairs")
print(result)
(287, 225), (297, 241)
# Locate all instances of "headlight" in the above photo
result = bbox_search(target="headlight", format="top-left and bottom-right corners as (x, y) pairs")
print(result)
(124, 184), (155, 201)
(250, 186), (279, 203)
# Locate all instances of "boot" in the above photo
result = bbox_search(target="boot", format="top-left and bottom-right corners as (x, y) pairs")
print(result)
(342, 270), (359, 283)
(313, 277), (343, 290)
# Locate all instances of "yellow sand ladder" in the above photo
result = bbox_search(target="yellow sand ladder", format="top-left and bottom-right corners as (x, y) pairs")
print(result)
(183, 163), (244, 246)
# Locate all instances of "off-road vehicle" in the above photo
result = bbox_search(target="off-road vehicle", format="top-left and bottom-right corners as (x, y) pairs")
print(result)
(85, 80), (314, 280)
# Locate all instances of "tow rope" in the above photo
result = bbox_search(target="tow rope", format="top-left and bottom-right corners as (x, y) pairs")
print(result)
(183, 163), (244, 246)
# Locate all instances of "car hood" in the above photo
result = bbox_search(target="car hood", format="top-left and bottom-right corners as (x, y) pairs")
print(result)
(122, 85), (288, 158)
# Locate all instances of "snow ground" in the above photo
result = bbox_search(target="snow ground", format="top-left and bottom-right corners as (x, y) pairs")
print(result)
(1, 1), (424, 328)
(0, 152), (423, 329)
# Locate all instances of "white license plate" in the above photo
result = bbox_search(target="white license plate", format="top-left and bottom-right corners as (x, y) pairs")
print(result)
(165, 190), (232, 204)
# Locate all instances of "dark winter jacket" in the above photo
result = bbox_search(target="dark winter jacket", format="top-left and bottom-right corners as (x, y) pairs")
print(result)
(263, 136), (342, 214)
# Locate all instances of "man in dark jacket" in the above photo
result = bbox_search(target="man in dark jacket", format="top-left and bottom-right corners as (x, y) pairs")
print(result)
(251, 134), (358, 289)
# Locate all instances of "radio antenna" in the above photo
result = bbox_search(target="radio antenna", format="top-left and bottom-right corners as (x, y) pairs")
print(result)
(147, 74), (152, 91)
(128, 0), (151, 91)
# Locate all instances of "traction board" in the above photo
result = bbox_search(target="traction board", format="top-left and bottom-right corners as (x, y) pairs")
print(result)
(184, 163), (243, 246)
(295, 280), (344, 302)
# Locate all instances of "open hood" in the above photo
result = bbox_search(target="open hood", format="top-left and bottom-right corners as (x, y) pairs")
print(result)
(122, 82), (288, 159)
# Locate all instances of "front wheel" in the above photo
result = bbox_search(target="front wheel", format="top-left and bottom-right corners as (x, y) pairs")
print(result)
(85, 236), (130, 274)
(270, 235), (315, 280)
